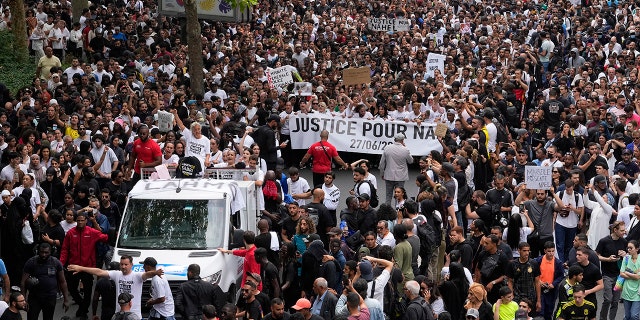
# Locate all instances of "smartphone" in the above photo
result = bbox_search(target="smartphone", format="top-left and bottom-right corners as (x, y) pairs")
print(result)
(342, 274), (349, 288)
(519, 204), (525, 212)
(283, 140), (289, 144)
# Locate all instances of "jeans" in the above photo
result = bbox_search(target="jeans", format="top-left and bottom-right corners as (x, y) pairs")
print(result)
(601, 275), (622, 320)
(540, 289), (557, 320)
(554, 223), (577, 263)
(384, 180), (404, 205)
(624, 299), (640, 320)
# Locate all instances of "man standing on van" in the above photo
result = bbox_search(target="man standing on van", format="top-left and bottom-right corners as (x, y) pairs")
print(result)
(126, 125), (162, 184)
(67, 255), (164, 319)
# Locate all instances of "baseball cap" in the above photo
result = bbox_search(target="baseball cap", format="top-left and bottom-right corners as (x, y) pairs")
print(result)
(0, 190), (10, 197)
(515, 309), (528, 320)
(357, 193), (370, 201)
(291, 298), (312, 310)
(622, 148), (632, 155)
(117, 292), (133, 304)
(466, 308), (479, 319)
(358, 260), (373, 281)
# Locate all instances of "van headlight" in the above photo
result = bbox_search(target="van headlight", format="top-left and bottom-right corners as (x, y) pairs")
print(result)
(202, 270), (222, 285)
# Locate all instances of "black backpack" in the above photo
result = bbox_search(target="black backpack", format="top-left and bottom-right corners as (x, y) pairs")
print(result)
(457, 181), (472, 210)
(357, 181), (379, 208)
(414, 215), (438, 264)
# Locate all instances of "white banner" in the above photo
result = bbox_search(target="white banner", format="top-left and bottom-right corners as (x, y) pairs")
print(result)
(289, 114), (443, 155)
(426, 53), (446, 78)
(266, 66), (294, 88)
(367, 18), (411, 32)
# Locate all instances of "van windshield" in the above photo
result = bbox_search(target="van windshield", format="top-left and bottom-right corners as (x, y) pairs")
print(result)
(118, 199), (227, 249)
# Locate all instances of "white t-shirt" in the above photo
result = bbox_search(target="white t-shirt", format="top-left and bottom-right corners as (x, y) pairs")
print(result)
(109, 271), (145, 318)
(486, 123), (497, 152)
(149, 275), (175, 317)
(182, 128), (210, 172)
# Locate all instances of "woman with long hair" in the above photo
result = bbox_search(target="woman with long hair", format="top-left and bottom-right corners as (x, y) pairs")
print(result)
(420, 278), (445, 317)
(439, 262), (470, 320)
(503, 211), (534, 258)
(392, 186), (408, 211)
(280, 242), (301, 310)
(621, 239), (640, 320)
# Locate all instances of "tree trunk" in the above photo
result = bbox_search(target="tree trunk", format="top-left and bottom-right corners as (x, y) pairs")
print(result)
(184, 0), (204, 98)
(8, 0), (27, 62)
(71, 0), (88, 24)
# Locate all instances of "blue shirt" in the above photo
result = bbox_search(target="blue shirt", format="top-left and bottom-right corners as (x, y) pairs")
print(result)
(311, 290), (328, 315)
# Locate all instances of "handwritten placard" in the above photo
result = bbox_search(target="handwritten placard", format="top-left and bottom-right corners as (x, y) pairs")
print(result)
(525, 166), (552, 190)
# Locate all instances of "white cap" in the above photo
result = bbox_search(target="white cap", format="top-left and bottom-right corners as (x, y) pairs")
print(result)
(49, 99), (58, 105)
(0, 190), (10, 197)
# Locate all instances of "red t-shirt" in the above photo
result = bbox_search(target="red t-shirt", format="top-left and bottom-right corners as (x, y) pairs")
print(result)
(232, 246), (262, 290)
(307, 141), (338, 174)
(132, 138), (162, 173)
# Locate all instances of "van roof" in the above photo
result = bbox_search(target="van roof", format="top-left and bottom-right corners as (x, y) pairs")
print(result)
(129, 179), (252, 200)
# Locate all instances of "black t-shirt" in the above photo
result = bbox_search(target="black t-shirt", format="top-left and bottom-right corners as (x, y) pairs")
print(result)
(577, 262), (602, 304)
(254, 233), (280, 267)
(262, 312), (291, 320)
(281, 216), (300, 241)
(0, 310), (21, 320)
(41, 224), (65, 258)
(558, 300), (597, 320)
(237, 298), (263, 320)
(23, 256), (64, 298)
(541, 99), (563, 130)
(578, 154), (608, 182)
(476, 250), (510, 285)
(595, 235), (628, 277)
(260, 261), (280, 299)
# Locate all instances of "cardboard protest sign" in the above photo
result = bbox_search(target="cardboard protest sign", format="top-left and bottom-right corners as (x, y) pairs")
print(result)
(342, 67), (371, 86)
(435, 123), (448, 138)
(525, 166), (552, 190)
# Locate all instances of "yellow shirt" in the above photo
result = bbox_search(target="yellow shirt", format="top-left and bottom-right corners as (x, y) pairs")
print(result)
(37, 55), (62, 80)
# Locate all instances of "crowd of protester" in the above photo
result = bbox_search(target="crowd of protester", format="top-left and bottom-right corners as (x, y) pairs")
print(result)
(2, 0), (640, 319)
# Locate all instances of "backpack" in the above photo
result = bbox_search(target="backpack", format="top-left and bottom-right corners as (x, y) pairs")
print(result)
(414, 215), (438, 265)
(457, 182), (472, 210)
(358, 181), (379, 208)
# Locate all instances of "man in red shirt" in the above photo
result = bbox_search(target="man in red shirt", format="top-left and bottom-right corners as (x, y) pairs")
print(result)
(299, 130), (349, 187)
(59, 212), (109, 319)
(126, 125), (162, 184)
(218, 231), (262, 291)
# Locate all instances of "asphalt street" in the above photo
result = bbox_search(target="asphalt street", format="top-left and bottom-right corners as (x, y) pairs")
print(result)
(44, 166), (621, 319)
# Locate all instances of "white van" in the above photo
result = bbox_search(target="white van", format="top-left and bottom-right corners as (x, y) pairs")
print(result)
(112, 178), (259, 300)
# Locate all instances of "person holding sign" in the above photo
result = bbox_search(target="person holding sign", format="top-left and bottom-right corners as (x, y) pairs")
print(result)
(515, 185), (564, 258)
(172, 109), (210, 174)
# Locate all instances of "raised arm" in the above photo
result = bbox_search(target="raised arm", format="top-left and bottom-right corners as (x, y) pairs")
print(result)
(67, 264), (109, 278)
